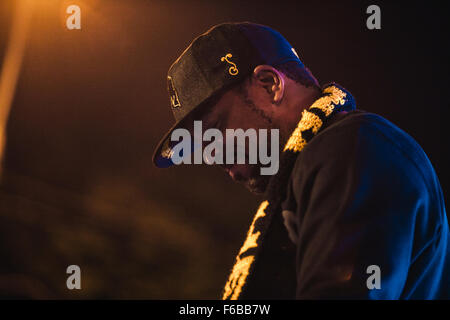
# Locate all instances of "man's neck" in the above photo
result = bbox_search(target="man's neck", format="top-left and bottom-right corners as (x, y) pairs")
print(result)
(280, 85), (321, 146)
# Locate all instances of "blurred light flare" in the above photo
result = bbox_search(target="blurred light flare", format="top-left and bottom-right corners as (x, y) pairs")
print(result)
(0, 0), (35, 174)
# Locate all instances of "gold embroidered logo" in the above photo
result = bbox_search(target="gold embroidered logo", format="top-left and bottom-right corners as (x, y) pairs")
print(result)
(161, 139), (174, 159)
(167, 76), (181, 108)
(220, 53), (239, 76)
(222, 201), (269, 300)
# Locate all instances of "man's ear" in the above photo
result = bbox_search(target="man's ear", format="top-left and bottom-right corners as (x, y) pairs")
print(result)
(252, 65), (285, 105)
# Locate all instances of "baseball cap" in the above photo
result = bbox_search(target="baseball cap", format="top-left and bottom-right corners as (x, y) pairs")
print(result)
(153, 22), (304, 168)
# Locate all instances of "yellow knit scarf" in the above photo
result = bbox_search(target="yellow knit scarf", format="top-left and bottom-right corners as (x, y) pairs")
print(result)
(222, 84), (349, 300)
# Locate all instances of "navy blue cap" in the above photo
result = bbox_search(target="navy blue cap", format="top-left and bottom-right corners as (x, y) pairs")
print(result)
(153, 22), (304, 168)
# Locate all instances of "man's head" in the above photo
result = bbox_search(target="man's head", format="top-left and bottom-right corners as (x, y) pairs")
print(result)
(153, 22), (320, 194)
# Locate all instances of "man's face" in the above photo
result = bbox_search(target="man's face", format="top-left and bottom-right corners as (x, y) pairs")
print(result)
(193, 81), (279, 194)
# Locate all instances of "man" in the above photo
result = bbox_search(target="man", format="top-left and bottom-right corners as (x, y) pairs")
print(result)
(153, 22), (449, 299)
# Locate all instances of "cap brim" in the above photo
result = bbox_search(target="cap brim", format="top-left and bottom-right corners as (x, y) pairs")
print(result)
(152, 119), (183, 168)
(152, 101), (208, 168)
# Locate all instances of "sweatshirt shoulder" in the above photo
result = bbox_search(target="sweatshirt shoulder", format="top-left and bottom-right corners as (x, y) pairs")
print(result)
(294, 110), (440, 199)
(320, 110), (405, 138)
(306, 110), (423, 157)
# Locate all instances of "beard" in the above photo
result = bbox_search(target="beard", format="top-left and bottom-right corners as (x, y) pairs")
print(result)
(246, 175), (271, 195)
(229, 162), (273, 195)
(229, 90), (289, 195)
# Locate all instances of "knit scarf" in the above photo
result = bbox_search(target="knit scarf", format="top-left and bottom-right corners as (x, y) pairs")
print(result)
(222, 83), (356, 300)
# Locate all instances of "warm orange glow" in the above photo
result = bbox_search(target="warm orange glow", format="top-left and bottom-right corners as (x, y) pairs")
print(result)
(0, 0), (35, 171)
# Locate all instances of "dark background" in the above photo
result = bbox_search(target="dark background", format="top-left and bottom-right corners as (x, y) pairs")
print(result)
(0, 0), (448, 298)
